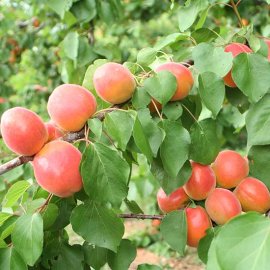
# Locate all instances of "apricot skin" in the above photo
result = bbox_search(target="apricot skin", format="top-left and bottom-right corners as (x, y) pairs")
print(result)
(47, 84), (97, 132)
(33, 141), (82, 197)
(205, 188), (242, 225)
(185, 206), (212, 248)
(224, 43), (252, 87)
(234, 177), (270, 213)
(0, 107), (48, 156)
(184, 162), (216, 201)
(264, 39), (270, 61)
(93, 62), (136, 104)
(157, 187), (189, 213)
(155, 62), (193, 101)
(45, 121), (65, 142)
(212, 150), (249, 189)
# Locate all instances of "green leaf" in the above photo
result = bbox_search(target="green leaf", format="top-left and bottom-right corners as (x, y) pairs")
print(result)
(71, 201), (124, 252)
(47, 0), (72, 18)
(214, 213), (270, 270)
(160, 210), (187, 255)
(192, 43), (233, 77)
(154, 33), (190, 50)
(133, 116), (154, 162)
(162, 102), (183, 121)
(12, 213), (43, 266)
(248, 145), (270, 189)
(246, 94), (270, 146)
(88, 118), (103, 140)
(198, 72), (225, 117)
(178, 0), (209, 32)
(63, 32), (79, 61)
(0, 212), (12, 226)
(132, 87), (151, 110)
(104, 111), (135, 151)
(137, 48), (157, 66)
(143, 71), (177, 105)
(197, 227), (215, 264)
(83, 243), (108, 269)
(195, 8), (209, 29)
(81, 142), (129, 205)
(82, 59), (110, 110)
(0, 247), (27, 270)
(77, 37), (98, 67)
(42, 203), (59, 230)
(2, 180), (30, 208)
(108, 239), (137, 270)
(160, 120), (190, 177)
(137, 109), (165, 157)
(71, 0), (96, 22)
(189, 118), (220, 164)
(232, 53), (270, 103)
(138, 265), (162, 270)
(206, 238), (222, 270)
(191, 28), (218, 44)
(124, 199), (144, 214)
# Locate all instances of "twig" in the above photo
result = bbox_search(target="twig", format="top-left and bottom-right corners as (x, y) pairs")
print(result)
(230, 0), (244, 27)
(88, 21), (95, 45)
(118, 213), (164, 220)
(37, 193), (53, 213)
(0, 156), (34, 175)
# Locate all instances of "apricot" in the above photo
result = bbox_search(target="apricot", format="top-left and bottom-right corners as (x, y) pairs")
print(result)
(212, 150), (249, 189)
(0, 107), (48, 156)
(223, 43), (252, 87)
(185, 206), (212, 247)
(157, 187), (189, 213)
(264, 39), (270, 61)
(47, 84), (97, 132)
(205, 188), (242, 225)
(33, 141), (82, 197)
(155, 62), (193, 101)
(0, 97), (6, 104)
(183, 162), (216, 201)
(234, 177), (270, 213)
(45, 121), (65, 142)
(93, 62), (136, 104)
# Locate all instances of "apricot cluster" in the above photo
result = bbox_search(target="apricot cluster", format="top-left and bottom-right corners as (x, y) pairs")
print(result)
(157, 150), (270, 248)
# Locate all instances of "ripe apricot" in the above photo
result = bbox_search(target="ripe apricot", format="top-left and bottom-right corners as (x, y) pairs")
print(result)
(47, 84), (97, 132)
(45, 121), (65, 142)
(93, 62), (136, 104)
(186, 206), (212, 247)
(223, 43), (252, 87)
(212, 150), (249, 189)
(183, 162), (216, 201)
(33, 141), (82, 197)
(264, 39), (270, 61)
(157, 187), (189, 213)
(155, 62), (193, 101)
(0, 107), (48, 156)
(234, 177), (270, 213)
(205, 188), (242, 225)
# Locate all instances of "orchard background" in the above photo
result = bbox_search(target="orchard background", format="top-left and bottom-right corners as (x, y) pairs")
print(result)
(1, 0), (270, 269)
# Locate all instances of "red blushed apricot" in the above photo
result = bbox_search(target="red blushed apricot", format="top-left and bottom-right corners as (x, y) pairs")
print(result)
(157, 187), (190, 213)
(185, 206), (212, 248)
(223, 43), (252, 87)
(47, 84), (97, 132)
(0, 107), (48, 156)
(93, 62), (136, 104)
(45, 121), (65, 142)
(205, 188), (242, 225)
(234, 177), (270, 213)
(155, 62), (193, 101)
(212, 150), (249, 189)
(264, 39), (270, 61)
(183, 162), (216, 201)
(33, 141), (82, 197)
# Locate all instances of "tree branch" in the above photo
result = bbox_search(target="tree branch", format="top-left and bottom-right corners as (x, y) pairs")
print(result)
(118, 213), (164, 220)
(230, 0), (244, 27)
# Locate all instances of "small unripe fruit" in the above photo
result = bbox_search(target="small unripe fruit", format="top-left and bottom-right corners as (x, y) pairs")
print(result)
(0, 107), (48, 156)
(223, 43), (252, 87)
(33, 141), (82, 197)
(155, 62), (193, 101)
(212, 150), (249, 189)
(93, 62), (136, 104)
(183, 162), (216, 200)
(205, 188), (242, 225)
(157, 187), (189, 213)
(185, 206), (212, 247)
(47, 84), (97, 132)
(234, 177), (270, 213)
